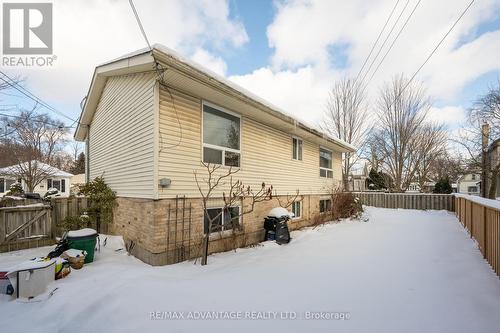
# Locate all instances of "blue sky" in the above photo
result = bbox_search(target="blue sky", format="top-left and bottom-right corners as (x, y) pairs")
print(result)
(1, 0), (500, 134)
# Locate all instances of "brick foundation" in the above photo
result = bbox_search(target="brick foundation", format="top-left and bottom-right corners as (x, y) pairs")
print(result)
(111, 194), (326, 266)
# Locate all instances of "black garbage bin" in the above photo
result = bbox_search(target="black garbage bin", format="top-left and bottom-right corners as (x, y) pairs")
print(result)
(263, 207), (292, 245)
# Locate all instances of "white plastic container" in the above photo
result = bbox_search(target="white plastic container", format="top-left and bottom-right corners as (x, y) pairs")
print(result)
(7, 258), (55, 298)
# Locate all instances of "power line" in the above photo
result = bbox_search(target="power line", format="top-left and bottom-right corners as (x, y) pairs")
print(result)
(353, 0), (402, 87)
(129, 0), (152, 51)
(127, 0), (183, 150)
(364, 0), (422, 88)
(387, 0), (476, 110)
(0, 112), (75, 128)
(357, 0), (411, 87)
(0, 71), (77, 123)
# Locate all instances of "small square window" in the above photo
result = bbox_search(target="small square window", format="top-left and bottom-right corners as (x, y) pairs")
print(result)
(203, 147), (223, 165)
(224, 151), (240, 167)
(204, 206), (240, 234)
(319, 199), (331, 213)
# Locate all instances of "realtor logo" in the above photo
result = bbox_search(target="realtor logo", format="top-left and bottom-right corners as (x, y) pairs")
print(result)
(2, 3), (53, 55)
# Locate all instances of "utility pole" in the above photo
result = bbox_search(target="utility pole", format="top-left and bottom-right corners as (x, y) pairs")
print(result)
(481, 123), (490, 198)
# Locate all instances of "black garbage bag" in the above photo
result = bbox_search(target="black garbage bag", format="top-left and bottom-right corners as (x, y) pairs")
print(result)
(275, 219), (291, 245)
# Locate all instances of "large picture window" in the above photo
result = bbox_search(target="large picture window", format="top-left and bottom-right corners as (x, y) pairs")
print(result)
(203, 103), (241, 167)
(203, 206), (240, 234)
(47, 179), (66, 193)
(319, 147), (333, 178)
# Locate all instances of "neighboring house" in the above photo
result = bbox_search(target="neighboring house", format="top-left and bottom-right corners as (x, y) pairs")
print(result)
(348, 174), (368, 192)
(0, 161), (73, 197)
(74, 45), (355, 265)
(407, 181), (435, 193)
(457, 173), (481, 195)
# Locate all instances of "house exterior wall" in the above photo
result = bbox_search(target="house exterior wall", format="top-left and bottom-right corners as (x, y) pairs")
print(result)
(457, 174), (481, 195)
(88, 72), (156, 198)
(111, 194), (329, 266)
(157, 87), (342, 199)
(0, 176), (71, 197)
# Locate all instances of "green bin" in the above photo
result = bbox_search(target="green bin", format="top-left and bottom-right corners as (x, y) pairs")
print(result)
(67, 228), (98, 263)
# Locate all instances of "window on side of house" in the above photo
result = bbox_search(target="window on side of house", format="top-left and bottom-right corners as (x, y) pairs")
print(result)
(467, 186), (478, 193)
(203, 103), (241, 167)
(291, 201), (301, 218)
(0, 178), (4, 193)
(203, 206), (240, 234)
(319, 147), (333, 178)
(292, 137), (303, 160)
(48, 179), (65, 192)
(319, 199), (332, 213)
(471, 174), (477, 180)
(5, 179), (16, 192)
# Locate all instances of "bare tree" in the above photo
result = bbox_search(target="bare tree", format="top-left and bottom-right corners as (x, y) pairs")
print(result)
(469, 80), (500, 137)
(454, 82), (500, 198)
(1, 107), (69, 192)
(322, 78), (370, 189)
(414, 123), (447, 190)
(194, 162), (275, 265)
(370, 75), (443, 192)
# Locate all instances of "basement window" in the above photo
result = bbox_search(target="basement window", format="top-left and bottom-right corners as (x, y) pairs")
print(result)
(292, 201), (301, 218)
(204, 206), (240, 234)
(319, 199), (331, 213)
(319, 147), (333, 178)
(292, 137), (303, 160)
(203, 103), (241, 167)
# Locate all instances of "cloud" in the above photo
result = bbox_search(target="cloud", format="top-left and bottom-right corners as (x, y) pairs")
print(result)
(233, 0), (500, 131)
(427, 105), (467, 128)
(191, 48), (228, 76)
(230, 65), (336, 127)
(3, 0), (247, 120)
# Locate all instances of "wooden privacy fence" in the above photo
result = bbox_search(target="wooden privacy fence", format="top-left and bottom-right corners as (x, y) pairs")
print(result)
(0, 197), (91, 252)
(455, 196), (500, 278)
(352, 192), (455, 211)
(0, 204), (53, 252)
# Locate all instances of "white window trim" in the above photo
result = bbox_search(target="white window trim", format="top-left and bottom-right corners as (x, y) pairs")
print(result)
(292, 136), (303, 161)
(204, 206), (242, 238)
(319, 146), (333, 178)
(201, 101), (242, 167)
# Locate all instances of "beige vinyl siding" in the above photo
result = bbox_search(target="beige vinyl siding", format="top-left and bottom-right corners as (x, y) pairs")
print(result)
(158, 86), (342, 198)
(89, 72), (156, 198)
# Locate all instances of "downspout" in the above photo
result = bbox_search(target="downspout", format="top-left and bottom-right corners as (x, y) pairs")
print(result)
(85, 125), (90, 183)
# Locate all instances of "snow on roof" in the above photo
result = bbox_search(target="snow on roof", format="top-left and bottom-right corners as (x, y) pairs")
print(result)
(94, 44), (356, 152)
(0, 161), (73, 178)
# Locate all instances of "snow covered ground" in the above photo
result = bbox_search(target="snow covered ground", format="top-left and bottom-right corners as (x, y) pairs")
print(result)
(1, 207), (500, 333)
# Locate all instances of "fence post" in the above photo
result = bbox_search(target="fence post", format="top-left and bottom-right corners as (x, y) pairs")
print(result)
(483, 206), (488, 258)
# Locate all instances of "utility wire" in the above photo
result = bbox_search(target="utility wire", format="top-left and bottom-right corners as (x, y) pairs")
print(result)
(129, 0), (152, 51)
(387, 0), (476, 110)
(128, 0), (183, 150)
(0, 71), (77, 123)
(363, 0), (422, 89)
(0, 112), (75, 128)
(353, 0), (402, 87)
(357, 0), (411, 87)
